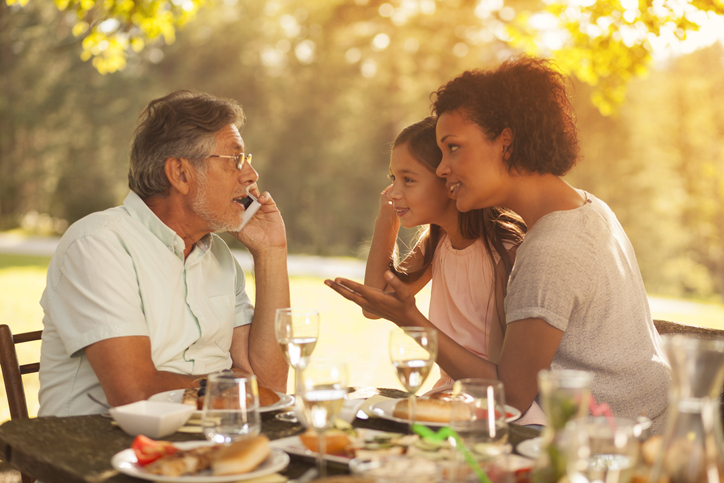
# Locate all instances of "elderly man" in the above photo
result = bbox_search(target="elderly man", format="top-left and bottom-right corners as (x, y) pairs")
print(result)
(38, 90), (290, 416)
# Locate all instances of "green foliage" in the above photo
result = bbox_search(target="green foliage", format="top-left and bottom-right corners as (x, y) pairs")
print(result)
(4, 0), (207, 73)
(6, 0), (724, 113)
(508, 0), (724, 114)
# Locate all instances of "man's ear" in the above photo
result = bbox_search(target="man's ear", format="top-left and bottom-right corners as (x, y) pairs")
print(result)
(164, 157), (193, 195)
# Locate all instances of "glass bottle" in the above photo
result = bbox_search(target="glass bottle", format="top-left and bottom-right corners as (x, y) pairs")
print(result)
(532, 369), (593, 483)
(649, 334), (724, 483)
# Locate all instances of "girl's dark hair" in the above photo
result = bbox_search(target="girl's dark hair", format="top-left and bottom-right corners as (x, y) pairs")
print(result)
(432, 55), (580, 176)
(388, 117), (526, 317)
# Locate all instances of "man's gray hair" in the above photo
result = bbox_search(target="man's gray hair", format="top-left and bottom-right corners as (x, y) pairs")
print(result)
(128, 90), (245, 199)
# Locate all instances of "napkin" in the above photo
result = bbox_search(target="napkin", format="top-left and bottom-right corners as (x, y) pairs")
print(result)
(357, 394), (395, 418)
(339, 398), (365, 423)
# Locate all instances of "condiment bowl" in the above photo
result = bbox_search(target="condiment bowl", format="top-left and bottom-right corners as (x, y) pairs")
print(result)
(110, 400), (195, 438)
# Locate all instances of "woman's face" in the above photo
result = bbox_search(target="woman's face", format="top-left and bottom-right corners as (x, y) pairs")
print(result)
(387, 142), (458, 229)
(435, 110), (510, 213)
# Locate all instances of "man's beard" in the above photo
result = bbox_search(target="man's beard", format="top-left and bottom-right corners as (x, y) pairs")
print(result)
(191, 175), (244, 233)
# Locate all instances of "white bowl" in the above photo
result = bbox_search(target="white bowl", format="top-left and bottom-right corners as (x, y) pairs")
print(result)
(110, 400), (195, 438)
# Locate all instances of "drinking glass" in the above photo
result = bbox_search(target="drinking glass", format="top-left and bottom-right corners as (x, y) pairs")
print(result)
(298, 361), (348, 479)
(451, 378), (510, 453)
(274, 308), (320, 422)
(201, 372), (261, 443)
(565, 417), (641, 483)
(389, 327), (438, 428)
(449, 379), (511, 482)
(532, 369), (594, 483)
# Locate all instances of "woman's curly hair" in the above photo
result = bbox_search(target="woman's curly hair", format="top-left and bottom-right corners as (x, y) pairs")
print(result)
(431, 55), (580, 176)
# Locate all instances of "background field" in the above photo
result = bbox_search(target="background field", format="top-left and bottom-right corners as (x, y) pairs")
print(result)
(3, 252), (724, 423)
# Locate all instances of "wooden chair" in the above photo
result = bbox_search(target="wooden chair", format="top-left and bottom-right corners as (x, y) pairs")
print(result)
(653, 318), (724, 340)
(653, 319), (724, 425)
(0, 324), (42, 483)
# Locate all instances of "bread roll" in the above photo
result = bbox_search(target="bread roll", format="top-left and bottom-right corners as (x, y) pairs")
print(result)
(211, 435), (271, 476)
(393, 398), (471, 423)
(258, 385), (281, 407)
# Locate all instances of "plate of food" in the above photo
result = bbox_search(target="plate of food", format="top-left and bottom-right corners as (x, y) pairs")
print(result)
(149, 387), (293, 414)
(270, 427), (449, 464)
(111, 435), (289, 482)
(368, 398), (522, 427)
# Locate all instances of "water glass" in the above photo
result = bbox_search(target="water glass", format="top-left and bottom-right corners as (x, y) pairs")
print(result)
(565, 417), (641, 483)
(449, 379), (511, 482)
(451, 378), (509, 454)
(201, 372), (261, 443)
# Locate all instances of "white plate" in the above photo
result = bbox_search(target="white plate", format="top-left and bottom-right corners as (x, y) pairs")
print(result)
(111, 441), (289, 482)
(269, 429), (396, 465)
(368, 399), (522, 427)
(516, 436), (543, 459)
(148, 390), (294, 414)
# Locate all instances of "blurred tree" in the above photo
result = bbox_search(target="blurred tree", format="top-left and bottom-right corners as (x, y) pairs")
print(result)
(6, 0), (723, 113)
(3, 0), (724, 301)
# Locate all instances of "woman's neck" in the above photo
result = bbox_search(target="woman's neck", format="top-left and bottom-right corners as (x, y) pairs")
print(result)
(505, 173), (586, 229)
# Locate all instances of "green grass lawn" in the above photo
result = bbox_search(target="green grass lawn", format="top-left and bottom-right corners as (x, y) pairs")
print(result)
(3, 252), (724, 422)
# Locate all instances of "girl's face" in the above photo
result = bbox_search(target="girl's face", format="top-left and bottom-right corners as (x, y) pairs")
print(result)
(435, 110), (511, 213)
(387, 143), (458, 229)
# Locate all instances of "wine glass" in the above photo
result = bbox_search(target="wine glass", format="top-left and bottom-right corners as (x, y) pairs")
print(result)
(298, 361), (348, 479)
(274, 308), (320, 422)
(389, 327), (438, 428)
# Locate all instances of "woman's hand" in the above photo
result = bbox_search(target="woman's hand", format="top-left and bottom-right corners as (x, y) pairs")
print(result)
(325, 271), (422, 326)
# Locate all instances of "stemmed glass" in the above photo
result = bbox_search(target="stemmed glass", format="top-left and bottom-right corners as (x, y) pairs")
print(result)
(389, 327), (438, 428)
(274, 308), (320, 422)
(298, 361), (348, 479)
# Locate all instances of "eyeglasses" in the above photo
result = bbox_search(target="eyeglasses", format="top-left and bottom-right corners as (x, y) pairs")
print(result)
(207, 153), (252, 171)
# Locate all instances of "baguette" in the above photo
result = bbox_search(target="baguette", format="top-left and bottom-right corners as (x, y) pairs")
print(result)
(212, 435), (271, 476)
(393, 398), (471, 423)
(143, 436), (271, 477)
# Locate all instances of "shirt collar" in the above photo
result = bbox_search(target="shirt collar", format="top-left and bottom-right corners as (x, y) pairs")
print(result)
(123, 191), (213, 258)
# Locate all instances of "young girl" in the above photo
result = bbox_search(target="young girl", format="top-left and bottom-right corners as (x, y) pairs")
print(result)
(326, 56), (670, 434)
(364, 116), (545, 426)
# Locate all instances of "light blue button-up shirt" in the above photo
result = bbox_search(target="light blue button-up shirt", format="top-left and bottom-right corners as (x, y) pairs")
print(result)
(38, 191), (254, 416)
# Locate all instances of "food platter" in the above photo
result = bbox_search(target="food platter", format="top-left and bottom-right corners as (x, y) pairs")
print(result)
(111, 441), (289, 482)
(148, 390), (294, 414)
(368, 399), (522, 427)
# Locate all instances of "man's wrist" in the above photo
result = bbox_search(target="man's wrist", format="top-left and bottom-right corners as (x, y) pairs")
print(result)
(248, 244), (288, 260)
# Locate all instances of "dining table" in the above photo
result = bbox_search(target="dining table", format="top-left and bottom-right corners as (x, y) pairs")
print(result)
(0, 387), (541, 483)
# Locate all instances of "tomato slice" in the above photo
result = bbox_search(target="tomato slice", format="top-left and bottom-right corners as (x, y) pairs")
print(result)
(130, 435), (178, 466)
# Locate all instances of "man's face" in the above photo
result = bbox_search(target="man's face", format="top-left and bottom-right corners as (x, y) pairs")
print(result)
(191, 124), (258, 233)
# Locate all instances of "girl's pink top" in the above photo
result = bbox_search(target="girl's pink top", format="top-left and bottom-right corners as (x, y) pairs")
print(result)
(424, 234), (547, 426)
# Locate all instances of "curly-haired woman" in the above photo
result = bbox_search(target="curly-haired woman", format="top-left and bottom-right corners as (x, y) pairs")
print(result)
(326, 56), (670, 434)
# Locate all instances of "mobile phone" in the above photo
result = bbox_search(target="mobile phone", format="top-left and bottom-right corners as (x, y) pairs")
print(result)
(239, 186), (261, 230)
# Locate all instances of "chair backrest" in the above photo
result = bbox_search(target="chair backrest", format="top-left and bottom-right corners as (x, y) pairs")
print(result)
(0, 324), (42, 420)
(653, 319), (724, 340)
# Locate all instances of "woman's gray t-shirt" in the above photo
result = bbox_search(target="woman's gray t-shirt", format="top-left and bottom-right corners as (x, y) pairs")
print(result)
(505, 190), (670, 434)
